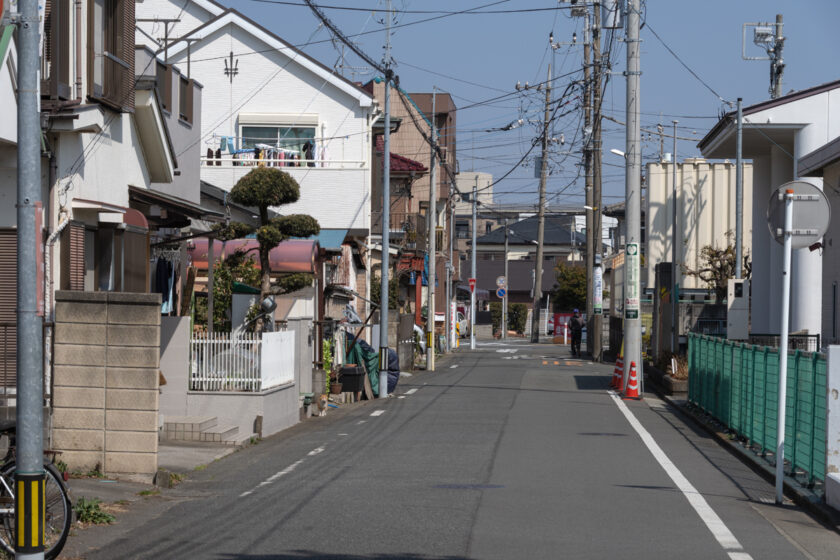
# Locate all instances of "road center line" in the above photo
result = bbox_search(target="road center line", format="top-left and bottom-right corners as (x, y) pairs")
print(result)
(450, 365), (459, 369)
(308, 446), (325, 456)
(405, 388), (418, 395)
(241, 458), (305, 497)
(370, 410), (385, 417)
(609, 392), (752, 559)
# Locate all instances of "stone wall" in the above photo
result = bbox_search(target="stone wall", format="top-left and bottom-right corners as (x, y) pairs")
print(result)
(52, 291), (161, 483)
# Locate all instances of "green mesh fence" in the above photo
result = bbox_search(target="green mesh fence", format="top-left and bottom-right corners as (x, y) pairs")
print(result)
(688, 334), (826, 485)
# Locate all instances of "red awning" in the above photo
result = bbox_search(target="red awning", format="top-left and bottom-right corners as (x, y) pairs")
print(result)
(188, 239), (319, 273)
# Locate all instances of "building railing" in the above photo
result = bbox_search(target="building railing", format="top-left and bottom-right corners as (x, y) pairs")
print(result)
(190, 329), (295, 392)
(749, 333), (821, 353)
(688, 334), (826, 488)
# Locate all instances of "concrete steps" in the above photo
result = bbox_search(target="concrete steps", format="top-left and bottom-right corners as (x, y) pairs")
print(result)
(161, 416), (240, 445)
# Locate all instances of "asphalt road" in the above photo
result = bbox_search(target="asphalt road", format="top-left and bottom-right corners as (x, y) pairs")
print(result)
(80, 340), (840, 559)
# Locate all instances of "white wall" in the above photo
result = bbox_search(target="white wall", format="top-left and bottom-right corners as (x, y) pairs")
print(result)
(0, 44), (17, 145)
(646, 160), (754, 292)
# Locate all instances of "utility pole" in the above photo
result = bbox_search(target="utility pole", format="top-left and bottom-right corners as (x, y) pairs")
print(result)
(444, 186), (452, 353)
(592, 0), (604, 362)
(427, 89), (437, 370)
(735, 98), (744, 279)
(378, 0), (393, 397)
(17, 0), (46, 558)
(671, 120), (679, 355)
(530, 62), (551, 344)
(503, 219), (509, 339)
(772, 14), (784, 99)
(583, 10), (594, 355)
(742, 14), (785, 100)
(623, 0), (642, 389)
(449, 183), (455, 349)
(470, 177), (477, 350)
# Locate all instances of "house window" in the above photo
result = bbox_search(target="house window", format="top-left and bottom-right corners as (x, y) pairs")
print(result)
(179, 75), (193, 124)
(42, 0), (72, 101)
(240, 126), (315, 153)
(89, 0), (135, 111)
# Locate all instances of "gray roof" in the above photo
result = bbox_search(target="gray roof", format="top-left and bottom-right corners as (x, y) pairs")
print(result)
(477, 215), (585, 246)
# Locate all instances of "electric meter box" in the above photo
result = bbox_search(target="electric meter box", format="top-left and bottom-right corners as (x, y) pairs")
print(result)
(727, 278), (749, 340)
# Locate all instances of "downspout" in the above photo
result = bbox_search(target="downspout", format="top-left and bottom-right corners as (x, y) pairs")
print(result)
(44, 157), (71, 404)
(75, 0), (83, 100)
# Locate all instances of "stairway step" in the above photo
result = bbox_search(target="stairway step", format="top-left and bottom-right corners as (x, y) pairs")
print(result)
(162, 416), (218, 441)
(199, 425), (239, 443)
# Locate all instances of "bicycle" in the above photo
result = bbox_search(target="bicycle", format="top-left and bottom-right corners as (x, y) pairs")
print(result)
(0, 420), (72, 559)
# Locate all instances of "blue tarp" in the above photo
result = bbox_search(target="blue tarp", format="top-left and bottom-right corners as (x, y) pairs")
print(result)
(299, 229), (348, 251)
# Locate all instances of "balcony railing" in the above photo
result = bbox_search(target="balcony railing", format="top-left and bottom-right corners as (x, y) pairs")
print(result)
(371, 212), (426, 251)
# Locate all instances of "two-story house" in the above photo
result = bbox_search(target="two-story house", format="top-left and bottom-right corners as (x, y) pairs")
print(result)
(136, 0), (378, 343)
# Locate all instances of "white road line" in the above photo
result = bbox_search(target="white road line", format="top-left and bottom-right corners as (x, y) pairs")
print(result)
(397, 396), (406, 399)
(241, 459), (305, 497)
(450, 365), (459, 369)
(356, 420), (367, 425)
(609, 392), (753, 559)
(405, 388), (418, 395)
(370, 410), (385, 417)
(307, 446), (325, 456)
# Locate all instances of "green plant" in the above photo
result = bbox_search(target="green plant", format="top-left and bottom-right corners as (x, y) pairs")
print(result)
(322, 339), (333, 393)
(249, 436), (261, 445)
(508, 303), (528, 334)
(74, 498), (115, 524)
(54, 460), (68, 474)
(550, 262), (587, 312)
(137, 489), (160, 497)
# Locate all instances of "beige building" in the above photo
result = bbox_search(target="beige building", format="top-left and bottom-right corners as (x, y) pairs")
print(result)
(645, 159), (753, 292)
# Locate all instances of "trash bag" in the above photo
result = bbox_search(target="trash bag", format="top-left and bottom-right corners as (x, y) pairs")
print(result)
(387, 348), (400, 393)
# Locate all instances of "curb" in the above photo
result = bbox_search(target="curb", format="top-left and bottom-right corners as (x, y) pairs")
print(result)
(645, 374), (840, 534)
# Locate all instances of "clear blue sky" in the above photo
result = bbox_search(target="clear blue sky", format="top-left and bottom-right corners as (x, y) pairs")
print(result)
(218, 1), (840, 207)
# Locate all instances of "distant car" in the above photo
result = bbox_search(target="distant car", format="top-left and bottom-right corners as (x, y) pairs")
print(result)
(457, 312), (470, 338)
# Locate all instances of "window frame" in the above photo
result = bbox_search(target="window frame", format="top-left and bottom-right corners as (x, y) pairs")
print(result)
(178, 75), (193, 124)
(88, 0), (135, 112)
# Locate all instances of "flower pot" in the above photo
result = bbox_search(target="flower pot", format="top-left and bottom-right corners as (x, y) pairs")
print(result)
(329, 382), (343, 394)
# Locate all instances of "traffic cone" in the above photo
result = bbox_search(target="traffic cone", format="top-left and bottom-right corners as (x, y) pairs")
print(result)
(623, 361), (641, 400)
(611, 356), (624, 389)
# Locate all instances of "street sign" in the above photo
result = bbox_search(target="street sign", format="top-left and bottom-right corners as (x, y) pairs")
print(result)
(625, 243), (640, 320)
(496, 287), (506, 298)
(468, 277), (476, 293)
(767, 181), (830, 249)
(593, 265), (603, 315)
(496, 275), (506, 288)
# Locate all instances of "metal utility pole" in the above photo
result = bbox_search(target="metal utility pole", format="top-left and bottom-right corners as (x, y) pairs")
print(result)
(427, 90), (437, 370)
(592, 1), (604, 362)
(735, 99), (744, 279)
(503, 219), (509, 339)
(378, 1), (393, 397)
(17, 0), (46, 558)
(530, 63), (551, 343)
(445, 185), (452, 353)
(470, 177), (477, 350)
(671, 120), (679, 355)
(623, 0), (642, 389)
(449, 184), (455, 349)
(583, 11), (594, 355)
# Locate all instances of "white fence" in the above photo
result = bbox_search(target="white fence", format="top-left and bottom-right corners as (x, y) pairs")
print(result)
(190, 331), (295, 392)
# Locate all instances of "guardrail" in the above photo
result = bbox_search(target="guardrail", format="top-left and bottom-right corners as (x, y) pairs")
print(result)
(688, 334), (826, 487)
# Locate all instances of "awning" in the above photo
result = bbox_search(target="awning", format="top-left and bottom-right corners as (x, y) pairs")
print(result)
(134, 88), (177, 183)
(129, 185), (224, 228)
(188, 238), (319, 273)
(300, 229), (348, 252)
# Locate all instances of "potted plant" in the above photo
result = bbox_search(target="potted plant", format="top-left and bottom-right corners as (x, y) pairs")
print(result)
(322, 339), (334, 395)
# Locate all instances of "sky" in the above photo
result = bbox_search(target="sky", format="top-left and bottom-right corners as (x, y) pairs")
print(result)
(216, 0), (840, 208)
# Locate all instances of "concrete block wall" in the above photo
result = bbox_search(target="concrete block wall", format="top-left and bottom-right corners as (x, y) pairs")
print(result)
(52, 291), (161, 483)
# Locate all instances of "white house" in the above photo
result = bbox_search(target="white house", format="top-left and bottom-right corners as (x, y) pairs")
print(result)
(699, 80), (840, 340)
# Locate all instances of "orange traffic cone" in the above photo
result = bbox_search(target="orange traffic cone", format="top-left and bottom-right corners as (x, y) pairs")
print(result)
(611, 356), (624, 389)
(623, 361), (641, 400)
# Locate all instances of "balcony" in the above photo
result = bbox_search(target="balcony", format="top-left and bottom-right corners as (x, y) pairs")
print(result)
(371, 211), (427, 252)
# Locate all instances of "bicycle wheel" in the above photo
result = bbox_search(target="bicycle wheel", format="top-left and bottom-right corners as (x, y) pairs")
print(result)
(0, 462), (72, 560)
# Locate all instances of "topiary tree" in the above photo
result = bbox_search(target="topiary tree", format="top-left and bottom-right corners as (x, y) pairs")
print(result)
(214, 168), (320, 327)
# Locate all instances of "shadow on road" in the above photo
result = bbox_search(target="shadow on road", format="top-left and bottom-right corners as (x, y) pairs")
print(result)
(217, 554), (468, 560)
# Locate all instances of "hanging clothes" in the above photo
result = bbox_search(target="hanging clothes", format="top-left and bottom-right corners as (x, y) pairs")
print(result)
(303, 141), (315, 167)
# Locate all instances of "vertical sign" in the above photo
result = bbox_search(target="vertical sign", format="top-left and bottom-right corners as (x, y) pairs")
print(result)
(450, 301), (457, 348)
(593, 264), (603, 315)
(625, 243), (640, 319)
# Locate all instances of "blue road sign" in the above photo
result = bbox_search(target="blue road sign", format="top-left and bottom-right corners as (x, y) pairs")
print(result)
(496, 288), (506, 298)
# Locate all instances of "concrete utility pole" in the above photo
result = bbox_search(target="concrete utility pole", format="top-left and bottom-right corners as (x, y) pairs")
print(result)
(470, 177), (477, 350)
(772, 14), (784, 100)
(623, 0), (642, 389)
(530, 62), (551, 344)
(592, 1), (604, 362)
(503, 218), (509, 339)
(378, 0), (393, 396)
(448, 183), (455, 349)
(445, 183), (452, 352)
(671, 120), (678, 355)
(17, 0), (46, 558)
(583, 10), (594, 355)
(735, 98), (744, 279)
(427, 89), (437, 370)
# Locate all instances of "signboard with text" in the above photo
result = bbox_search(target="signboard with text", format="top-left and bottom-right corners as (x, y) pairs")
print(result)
(625, 243), (640, 319)
(593, 265), (603, 315)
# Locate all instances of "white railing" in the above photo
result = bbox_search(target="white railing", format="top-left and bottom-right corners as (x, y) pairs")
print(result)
(200, 155), (365, 169)
(190, 330), (295, 392)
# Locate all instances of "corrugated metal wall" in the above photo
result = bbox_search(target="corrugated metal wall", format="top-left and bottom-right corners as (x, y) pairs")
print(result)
(645, 160), (753, 291)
